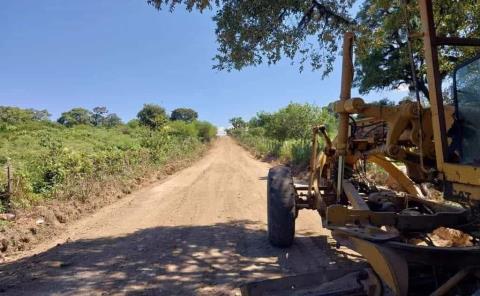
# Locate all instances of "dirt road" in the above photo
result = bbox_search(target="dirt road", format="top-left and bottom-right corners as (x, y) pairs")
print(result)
(0, 137), (358, 295)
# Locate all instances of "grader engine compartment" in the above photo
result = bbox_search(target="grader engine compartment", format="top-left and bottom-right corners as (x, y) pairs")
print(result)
(312, 94), (480, 295)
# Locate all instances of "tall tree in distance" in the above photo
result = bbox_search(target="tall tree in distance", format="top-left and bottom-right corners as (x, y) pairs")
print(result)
(57, 108), (93, 127)
(229, 117), (246, 129)
(137, 104), (168, 129)
(92, 106), (108, 126)
(170, 108), (198, 122)
(28, 109), (51, 121)
(103, 113), (123, 127)
(0, 107), (50, 124)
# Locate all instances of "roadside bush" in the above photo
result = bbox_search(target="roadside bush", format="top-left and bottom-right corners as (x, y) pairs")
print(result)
(235, 132), (282, 158)
(260, 103), (335, 141)
(247, 127), (266, 137)
(278, 140), (311, 165)
(229, 102), (336, 168)
(126, 119), (141, 128)
(0, 106), (216, 212)
(194, 121), (217, 142)
(166, 121), (199, 138)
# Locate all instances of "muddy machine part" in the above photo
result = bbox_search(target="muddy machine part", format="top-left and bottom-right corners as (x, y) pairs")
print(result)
(247, 0), (480, 295)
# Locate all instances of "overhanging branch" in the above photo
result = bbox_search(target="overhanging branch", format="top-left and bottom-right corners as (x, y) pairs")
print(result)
(298, 0), (353, 30)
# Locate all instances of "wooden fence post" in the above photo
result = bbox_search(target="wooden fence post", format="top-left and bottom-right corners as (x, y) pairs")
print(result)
(6, 164), (12, 204)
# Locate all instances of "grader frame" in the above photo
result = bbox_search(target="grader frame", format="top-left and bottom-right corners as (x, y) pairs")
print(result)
(243, 0), (480, 295)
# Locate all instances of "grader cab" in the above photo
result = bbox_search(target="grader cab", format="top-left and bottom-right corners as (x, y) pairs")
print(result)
(243, 0), (480, 295)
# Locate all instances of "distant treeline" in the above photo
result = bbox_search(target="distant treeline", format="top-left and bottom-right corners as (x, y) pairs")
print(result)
(0, 104), (216, 212)
(1, 105), (202, 128)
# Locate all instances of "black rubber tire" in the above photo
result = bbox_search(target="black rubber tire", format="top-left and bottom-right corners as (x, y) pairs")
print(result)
(267, 165), (296, 248)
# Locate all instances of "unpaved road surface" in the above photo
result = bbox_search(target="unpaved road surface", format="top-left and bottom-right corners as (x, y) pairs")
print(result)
(0, 137), (359, 295)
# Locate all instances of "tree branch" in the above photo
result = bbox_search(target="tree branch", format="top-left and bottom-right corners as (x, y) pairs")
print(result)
(298, 0), (353, 30)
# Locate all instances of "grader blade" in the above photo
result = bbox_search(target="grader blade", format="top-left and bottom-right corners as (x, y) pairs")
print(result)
(240, 267), (384, 296)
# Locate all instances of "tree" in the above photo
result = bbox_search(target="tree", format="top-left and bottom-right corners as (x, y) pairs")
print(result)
(248, 111), (273, 128)
(92, 106), (108, 126)
(170, 108), (198, 122)
(148, 0), (480, 96)
(137, 104), (168, 129)
(229, 117), (246, 129)
(103, 113), (123, 127)
(57, 108), (93, 127)
(355, 1), (480, 99)
(0, 107), (50, 124)
(28, 109), (51, 121)
(148, 0), (353, 75)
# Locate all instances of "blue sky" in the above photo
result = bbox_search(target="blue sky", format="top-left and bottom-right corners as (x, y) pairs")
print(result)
(0, 0), (408, 128)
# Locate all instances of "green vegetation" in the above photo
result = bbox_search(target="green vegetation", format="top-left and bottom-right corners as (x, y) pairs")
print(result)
(170, 108), (198, 122)
(228, 103), (336, 167)
(57, 107), (94, 127)
(229, 117), (247, 129)
(0, 105), (216, 212)
(354, 1), (480, 99)
(137, 104), (169, 129)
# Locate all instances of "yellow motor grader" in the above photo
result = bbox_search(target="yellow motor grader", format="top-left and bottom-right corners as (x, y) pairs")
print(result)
(243, 0), (480, 295)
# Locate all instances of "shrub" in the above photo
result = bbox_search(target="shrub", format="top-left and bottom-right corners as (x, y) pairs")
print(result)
(126, 119), (141, 128)
(278, 139), (311, 165)
(166, 121), (198, 138)
(194, 121), (217, 142)
(230, 102), (336, 168)
(0, 117), (213, 212)
(262, 103), (335, 140)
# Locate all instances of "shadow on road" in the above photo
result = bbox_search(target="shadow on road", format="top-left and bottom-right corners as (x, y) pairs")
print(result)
(0, 220), (361, 295)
